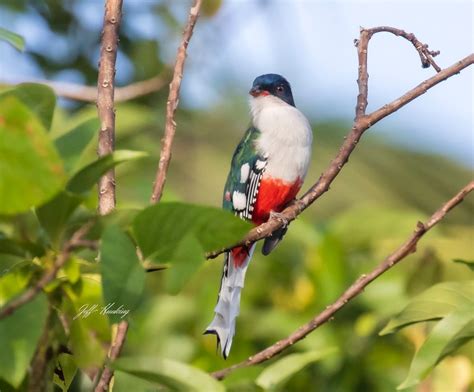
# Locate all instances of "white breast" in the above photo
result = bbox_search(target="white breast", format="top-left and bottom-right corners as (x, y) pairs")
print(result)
(250, 95), (313, 183)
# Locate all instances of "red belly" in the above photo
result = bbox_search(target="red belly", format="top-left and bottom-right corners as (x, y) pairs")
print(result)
(252, 177), (302, 225)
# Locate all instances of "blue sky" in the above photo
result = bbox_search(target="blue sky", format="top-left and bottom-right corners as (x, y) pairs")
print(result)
(1, 0), (472, 166)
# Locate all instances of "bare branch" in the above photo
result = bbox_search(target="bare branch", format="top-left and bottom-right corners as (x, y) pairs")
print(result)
(150, 0), (203, 204)
(0, 224), (93, 320)
(211, 181), (474, 380)
(93, 1), (126, 390)
(206, 28), (474, 260)
(97, 0), (123, 215)
(94, 321), (129, 392)
(0, 72), (169, 103)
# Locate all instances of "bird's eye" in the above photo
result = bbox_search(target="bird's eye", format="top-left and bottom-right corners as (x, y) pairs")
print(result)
(276, 85), (284, 93)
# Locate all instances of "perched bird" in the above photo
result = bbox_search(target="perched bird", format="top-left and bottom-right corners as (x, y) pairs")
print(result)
(205, 74), (313, 358)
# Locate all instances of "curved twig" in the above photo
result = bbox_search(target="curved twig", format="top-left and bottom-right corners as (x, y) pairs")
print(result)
(211, 181), (474, 380)
(206, 28), (474, 260)
(150, 0), (203, 204)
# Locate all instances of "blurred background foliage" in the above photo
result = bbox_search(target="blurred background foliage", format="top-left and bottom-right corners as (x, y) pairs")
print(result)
(0, 1), (473, 391)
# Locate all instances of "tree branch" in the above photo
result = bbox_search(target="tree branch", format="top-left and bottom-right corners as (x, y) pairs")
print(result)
(211, 181), (474, 380)
(206, 28), (474, 260)
(0, 71), (169, 103)
(150, 0), (203, 204)
(97, 0), (123, 216)
(94, 1), (125, 391)
(0, 224), (93, 320)
(94, 321), (129, 392)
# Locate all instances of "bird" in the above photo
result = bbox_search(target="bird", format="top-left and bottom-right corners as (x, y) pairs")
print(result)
(204, 74), (313, 358)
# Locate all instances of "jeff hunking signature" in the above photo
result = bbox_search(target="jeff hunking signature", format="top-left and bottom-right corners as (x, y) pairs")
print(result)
(73, 303), (130, 320)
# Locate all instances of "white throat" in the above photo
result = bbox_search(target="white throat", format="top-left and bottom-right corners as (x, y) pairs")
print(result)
(249, 95), (313, 183)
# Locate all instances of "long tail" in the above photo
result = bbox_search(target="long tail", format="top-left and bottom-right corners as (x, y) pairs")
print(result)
(204, 243), (256, 358)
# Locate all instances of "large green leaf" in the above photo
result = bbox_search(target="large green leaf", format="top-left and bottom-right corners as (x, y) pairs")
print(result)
(36, 191), (83, 246)
(256, 348), (337, 390)
(380, 281), (474, 335)
(66, 150), (148, 194)
(112, 356), (225, 392)
(0, 27), (25, 51)
(398, 304), (474, 389)
(0, 96), (65, 214)
(0, 294), (48, 388)
(164, 233), (203, 294)
(100, 225), (145, 323)
(132, 202), (252, 259)
(54, 118), (99, 173)
(0, 83), (56, 130)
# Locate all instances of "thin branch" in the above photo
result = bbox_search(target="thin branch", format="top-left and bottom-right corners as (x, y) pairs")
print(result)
(211, 181), (474, 380)
(206, 28), (474, 260)
(0, 224), (93, 320)
(97, 0), (123, 215)
(94, 1), (125, 390)
(94, 321), (129, 392)
(365, 26), (441, 71)
(0, 72), (169, 103)
(150, 0), (203, 204)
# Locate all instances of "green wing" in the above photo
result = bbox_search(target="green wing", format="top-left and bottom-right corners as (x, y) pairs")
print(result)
(222, 126), (267, 220)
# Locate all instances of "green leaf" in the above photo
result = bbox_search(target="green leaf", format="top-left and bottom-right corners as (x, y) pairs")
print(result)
(100, 225), (145, 323)
(54, 118), (99, 173)
(0, 96), (65, 214)
(113, 356), (226, 392)
(165, 233), (203, 294)
(256, 348), (337, 390)
(133, 202), (252, 259)
(113, 370), (162, 392)
(398, 304), (474, 389)
(62, 278), (110, 369)
(380, 281), (474, 335)
(36, 191), (83, 246)
(0, 27), (24, 51)
(0, 294), (48, 388)
(53, 353), (77, 392)
(0, 83), (56, 130)
(66, 150), (148, 194)
(453, 258), (474, 271)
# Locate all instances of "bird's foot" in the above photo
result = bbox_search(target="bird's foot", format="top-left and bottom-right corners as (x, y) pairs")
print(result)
(269, 211), (289, 227)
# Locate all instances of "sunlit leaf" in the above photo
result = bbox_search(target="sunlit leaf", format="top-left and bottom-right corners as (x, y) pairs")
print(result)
(0, 294), (48, 388)
(398, 304), (474, 389)
(100, 225), (145, 323)
(113, 356), (225, 392)
(66, 150), (148, 194)
(0, 96), (65, 214)
(62, 278), (110, 369)
(54, 118), (99, 173)
(0, 83), (56, 130)
(256, 348), (337, 390)
(53, 353), (77, 392)
(380, 281), (474, 335)
(0, 27), (25, 51)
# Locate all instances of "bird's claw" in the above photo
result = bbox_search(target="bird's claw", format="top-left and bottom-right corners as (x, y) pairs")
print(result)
(269, 211), (289, 227)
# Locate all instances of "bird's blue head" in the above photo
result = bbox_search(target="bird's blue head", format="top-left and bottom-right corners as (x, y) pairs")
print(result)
(249, 74), (295, 107)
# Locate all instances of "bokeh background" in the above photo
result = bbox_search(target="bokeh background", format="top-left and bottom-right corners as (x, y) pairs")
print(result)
(0, 1), (472, 391)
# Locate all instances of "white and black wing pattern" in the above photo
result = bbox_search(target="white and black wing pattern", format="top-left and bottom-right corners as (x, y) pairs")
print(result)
(222, 127), (267, 221)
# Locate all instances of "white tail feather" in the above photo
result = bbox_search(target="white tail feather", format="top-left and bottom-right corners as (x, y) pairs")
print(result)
(205, 244), (256, 358)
